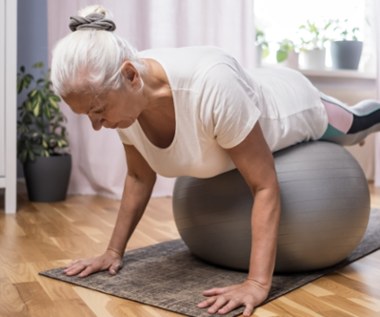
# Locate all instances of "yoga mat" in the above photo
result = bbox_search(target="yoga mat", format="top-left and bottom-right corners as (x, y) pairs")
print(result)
(40, 210), (380, 317)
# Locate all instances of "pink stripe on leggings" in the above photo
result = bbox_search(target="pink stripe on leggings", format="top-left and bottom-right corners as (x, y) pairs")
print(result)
(322, 100), (353, 133)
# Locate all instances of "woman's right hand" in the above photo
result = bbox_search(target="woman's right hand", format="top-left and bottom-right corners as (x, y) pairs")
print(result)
(64, 249), (123, 277)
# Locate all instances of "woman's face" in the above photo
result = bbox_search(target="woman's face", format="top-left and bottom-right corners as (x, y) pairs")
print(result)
(63, 86), (144, 131)
(63, 61), (146, 130)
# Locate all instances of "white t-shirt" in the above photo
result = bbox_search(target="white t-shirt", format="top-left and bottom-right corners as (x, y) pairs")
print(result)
(117, 46), (328, 178)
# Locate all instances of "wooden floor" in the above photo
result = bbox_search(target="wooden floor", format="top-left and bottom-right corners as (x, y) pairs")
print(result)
(1, 185), (380, 317)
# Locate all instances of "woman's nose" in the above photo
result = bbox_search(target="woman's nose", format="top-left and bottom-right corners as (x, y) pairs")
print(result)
(88, 114), (103, 131)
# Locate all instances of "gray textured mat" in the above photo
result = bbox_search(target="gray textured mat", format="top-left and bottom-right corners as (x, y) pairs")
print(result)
(40, 210), (380, 317)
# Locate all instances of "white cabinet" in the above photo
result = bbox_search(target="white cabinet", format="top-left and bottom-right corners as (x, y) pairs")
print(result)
(0, 1), (5, 177)
(0, 0), (17, 213)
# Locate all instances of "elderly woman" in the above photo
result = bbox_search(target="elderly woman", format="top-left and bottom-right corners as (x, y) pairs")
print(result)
(51, 5), (380, 316)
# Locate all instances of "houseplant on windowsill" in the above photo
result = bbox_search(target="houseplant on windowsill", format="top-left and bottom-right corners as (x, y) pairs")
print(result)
(17, 62), (71, 202)
(276, 38), (299, 69)
(298, 20), (332, 69)
(330, 19), (363, 70)
(255, 28), (270, 67)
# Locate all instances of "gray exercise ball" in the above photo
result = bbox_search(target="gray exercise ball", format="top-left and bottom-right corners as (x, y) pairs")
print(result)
(172, 141), (370, 273)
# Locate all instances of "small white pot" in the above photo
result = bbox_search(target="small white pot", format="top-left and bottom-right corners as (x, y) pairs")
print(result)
(300, 48), (326, 69)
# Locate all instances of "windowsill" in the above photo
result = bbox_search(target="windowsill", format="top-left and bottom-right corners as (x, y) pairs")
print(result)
(260, 62), (377, 81)
(299, 68), (377, 80)
(295, 66), (378, 103)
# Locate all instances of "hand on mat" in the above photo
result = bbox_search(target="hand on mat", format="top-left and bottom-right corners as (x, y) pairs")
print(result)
(197, 279), (269, 316)
(64, 250), (123, 278)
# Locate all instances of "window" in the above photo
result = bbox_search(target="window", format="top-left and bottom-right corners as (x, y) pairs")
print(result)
(254, 0), (376, 73)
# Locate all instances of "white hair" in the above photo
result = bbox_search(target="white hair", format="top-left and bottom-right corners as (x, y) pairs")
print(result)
(51, 5), (145, 97)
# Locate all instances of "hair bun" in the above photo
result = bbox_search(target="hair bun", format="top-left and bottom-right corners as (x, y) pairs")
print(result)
(69, 12), (116, 32)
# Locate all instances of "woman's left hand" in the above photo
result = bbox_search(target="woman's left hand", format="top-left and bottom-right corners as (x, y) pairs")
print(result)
(197, 279), (270, 316)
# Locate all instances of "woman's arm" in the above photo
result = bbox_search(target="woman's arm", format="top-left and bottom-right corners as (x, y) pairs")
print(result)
(64, 144), (157, 277)
(198, 122), (281, 316)
(106, 144), (157, 256)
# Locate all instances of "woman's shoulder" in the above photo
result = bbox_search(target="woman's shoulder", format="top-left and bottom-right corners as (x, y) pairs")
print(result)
(139, 46), (240, 88)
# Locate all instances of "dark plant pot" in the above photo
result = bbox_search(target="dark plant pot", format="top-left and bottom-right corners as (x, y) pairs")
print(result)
(23, 154), (72, 202)
(331, 40), (363, 70)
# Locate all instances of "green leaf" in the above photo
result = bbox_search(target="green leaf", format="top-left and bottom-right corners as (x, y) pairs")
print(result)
(24, 74), (34, 88)
(30, 89), (38, 98)
(17, 82), (22, 94)
(33, 102), (40, 116)
(48, 96), (58, 109)
(61, 140), (68, 147)
(33, 61), (44, 69)
(45, 107), (51, 119)
(26, 100), (33, 112)
(276, 50), (288, 63)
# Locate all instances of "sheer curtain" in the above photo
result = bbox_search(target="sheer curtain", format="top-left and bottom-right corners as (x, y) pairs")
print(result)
(47, 0), (255, 198)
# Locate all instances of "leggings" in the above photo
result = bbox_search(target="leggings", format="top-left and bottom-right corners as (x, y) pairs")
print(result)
(319, 93), (380, 145)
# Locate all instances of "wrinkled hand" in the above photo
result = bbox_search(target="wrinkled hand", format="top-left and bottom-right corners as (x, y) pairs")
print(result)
(64, 250), (123, 277)
(197, 279), (269, 316)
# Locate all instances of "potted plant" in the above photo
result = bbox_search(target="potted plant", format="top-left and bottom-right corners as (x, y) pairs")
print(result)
(255, 28), (270, 67)
(17, 62), (71, 202)
(298, 20), (332, 69)
(330, 19), (363, 70)
(276, 38), (299, 68)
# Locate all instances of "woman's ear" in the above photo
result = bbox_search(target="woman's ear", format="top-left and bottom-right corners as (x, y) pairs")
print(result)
(120, 61), (142, 90)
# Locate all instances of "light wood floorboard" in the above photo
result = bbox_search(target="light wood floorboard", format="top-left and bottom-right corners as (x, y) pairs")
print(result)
(0, 184), (379, 317)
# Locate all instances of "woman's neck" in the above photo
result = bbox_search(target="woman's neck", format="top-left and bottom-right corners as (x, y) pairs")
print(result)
(138, 58), (176, 148)
(141, 58), (172, 109)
